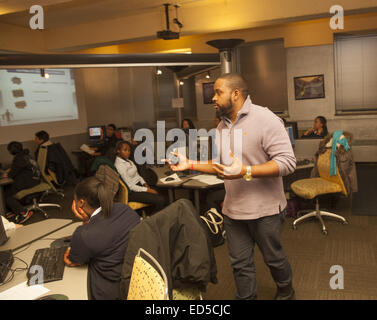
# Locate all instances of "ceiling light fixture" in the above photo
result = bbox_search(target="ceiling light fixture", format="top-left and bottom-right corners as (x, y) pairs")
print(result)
(40, 68), (49, 78)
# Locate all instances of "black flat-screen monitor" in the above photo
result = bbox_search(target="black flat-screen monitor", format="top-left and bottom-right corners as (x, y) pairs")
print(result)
(285, 121), (298, 139)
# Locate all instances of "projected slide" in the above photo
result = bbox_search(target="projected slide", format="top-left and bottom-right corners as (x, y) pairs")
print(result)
(0, 69), (78, 126)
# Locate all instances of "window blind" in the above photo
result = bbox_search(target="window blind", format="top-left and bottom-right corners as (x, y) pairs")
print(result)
(335, 34), (377, 113)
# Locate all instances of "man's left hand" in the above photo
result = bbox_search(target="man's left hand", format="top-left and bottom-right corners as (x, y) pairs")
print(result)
(213, 151), (246, 180)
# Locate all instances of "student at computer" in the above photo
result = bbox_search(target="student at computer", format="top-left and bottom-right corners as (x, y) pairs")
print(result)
(34, 130), (52, 160)
(301, 116), (328, 139)
(93, 124), (121, 158)
(2, 141), (40, 223)
(182, 118), (195, 132)
(114, 141), (166, 213)
(64, 177), (140, 300)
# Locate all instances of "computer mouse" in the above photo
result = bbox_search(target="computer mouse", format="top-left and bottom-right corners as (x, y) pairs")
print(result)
(165, 177), (175, 182)
(37, 294), (69, 300)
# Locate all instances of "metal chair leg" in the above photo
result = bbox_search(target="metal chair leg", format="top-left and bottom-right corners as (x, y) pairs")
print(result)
(319, 211), (348, 224)
(39, 203), (62, 209)
(316, 210), (327, 235)
(292, 198), (348, 235)
(293, 211), (316, 229)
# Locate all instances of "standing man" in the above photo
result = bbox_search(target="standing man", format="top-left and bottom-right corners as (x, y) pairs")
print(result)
(166, 73), (296, 300)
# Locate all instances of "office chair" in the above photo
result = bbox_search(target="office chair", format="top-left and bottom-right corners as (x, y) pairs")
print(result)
(37, 146), (64, 201)
(291, 148), (348, 235)
(14, 147), (62, 219)
(117, 179), (150, 219)
(127, 248), (168, 300)
(127, 248), (202, 300)
(93, 160), (150, 219)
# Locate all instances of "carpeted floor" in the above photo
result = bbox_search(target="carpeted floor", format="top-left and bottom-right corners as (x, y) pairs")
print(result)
(23, 180), (377, 300)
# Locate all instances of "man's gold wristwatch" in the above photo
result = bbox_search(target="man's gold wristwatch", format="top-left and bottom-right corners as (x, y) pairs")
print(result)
(243, 165), (252, 181)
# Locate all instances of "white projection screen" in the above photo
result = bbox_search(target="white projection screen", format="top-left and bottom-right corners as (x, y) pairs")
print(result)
(0, 68), (78, 127)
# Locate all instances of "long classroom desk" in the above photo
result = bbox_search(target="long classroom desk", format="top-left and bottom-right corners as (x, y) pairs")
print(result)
(0, 222), (87, 300)
(2, 218), (73, 252)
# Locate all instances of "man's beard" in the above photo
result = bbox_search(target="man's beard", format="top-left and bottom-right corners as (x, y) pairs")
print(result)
(215, 98), (233, 119)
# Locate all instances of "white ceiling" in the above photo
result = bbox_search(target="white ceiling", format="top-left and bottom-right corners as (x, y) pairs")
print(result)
(0, 0), (204, 28)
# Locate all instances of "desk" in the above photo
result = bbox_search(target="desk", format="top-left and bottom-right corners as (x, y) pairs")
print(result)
(2, 219), (73, 252)
(0, 178), (13, 216)
(181, 176), (224, 213)
(0, 222), (88, 300)
(152, 165), (193, 203)
(296, 163), (314, 171)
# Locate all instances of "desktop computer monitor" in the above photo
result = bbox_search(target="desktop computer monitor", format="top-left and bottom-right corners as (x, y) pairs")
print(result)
(285, 126), (295, 147)
(88, 126), (105, 142)
(0, 216), (9, 246)
(285, 121), (298, 139)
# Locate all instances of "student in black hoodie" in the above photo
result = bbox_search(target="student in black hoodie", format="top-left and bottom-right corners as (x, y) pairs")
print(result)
(2, 141), (40, 223)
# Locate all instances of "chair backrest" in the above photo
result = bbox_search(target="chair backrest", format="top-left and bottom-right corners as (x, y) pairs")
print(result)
(127, 248), (168, 300)
(37, 146), (57, 191)
(95, 165), (120, 199)
(118, 178), (129, 204)
(317, 148), (347, 196)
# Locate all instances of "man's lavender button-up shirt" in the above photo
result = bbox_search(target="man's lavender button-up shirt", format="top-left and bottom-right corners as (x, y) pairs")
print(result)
(214, 96), (296, 220)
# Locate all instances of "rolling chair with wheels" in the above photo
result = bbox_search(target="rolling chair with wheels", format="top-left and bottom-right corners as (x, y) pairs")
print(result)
(14, 146), (62, 219)
(291, 148), (348, 235)
(14, 181), (61, 219)
(37, 146), (64, 201)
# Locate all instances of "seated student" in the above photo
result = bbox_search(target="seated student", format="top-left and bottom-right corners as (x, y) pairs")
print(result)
(182, 118), (196, 132)
(92, 124), (121, 158)
(34, 130), (77, 184)
(301, 116), (328, 139)
(34, 130), (52, 160)
(2, 142), (40, 223)
(114, 141), (166, 213)
(64, 177), (140, 300)
(79, 124), (120, 177)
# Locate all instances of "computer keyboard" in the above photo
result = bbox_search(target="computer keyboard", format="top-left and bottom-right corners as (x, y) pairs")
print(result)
(296, 159), (313, 166)
(27, 246), (68, 286)
(0, 250), (14, 283)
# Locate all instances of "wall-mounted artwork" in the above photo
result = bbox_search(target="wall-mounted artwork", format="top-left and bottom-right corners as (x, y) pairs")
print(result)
(202, 82), (215, 104)
(294, 75), (325, 100)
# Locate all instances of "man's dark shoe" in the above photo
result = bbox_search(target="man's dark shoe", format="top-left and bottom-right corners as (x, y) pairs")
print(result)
(274, 285), (296, 300)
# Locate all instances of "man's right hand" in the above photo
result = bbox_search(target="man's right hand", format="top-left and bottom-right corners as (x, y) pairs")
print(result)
(163, 152), (189, 171)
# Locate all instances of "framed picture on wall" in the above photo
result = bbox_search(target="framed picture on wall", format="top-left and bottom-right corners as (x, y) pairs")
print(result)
(294, 74), (325, 100)
(202, 82), (215, 104)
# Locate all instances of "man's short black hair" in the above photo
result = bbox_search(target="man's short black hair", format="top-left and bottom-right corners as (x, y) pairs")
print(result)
(35, 130), (49, 142)
(107, 124), (116, 130)
(217, 73), (249, 98)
